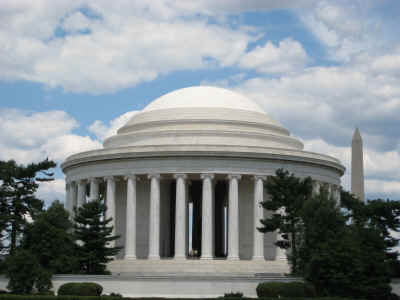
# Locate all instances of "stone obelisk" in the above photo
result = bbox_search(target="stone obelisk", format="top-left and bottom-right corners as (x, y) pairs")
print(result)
(351, 128), (365, 202)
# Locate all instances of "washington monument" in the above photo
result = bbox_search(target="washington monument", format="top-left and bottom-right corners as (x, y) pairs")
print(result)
(351, 128), (365, 202)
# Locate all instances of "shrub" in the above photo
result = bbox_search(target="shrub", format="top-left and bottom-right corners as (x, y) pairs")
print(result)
(5, 249), (53, 294)
(108, 293), (122, 298)
(223, 292), (243, 297)
(57, 282), (103, 296)
(256, 281), (316, 298)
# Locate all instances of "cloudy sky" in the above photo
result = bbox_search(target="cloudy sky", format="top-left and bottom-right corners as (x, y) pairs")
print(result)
(0, 0), (399, 204)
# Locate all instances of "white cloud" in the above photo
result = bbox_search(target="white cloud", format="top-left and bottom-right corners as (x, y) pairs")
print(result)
(36, 178), (66, 206)
(0, 0), (324, 93)
(372, 51), (400, 75)
(234, 59), (400, 152)
(0, 109), (77, 148)
(0, 1), (261, 93)
(0, 109), (101, 164)
(365, 179), (400, 200)
(239, 38), (308, 74)
(42, 134), (101, 162)
(62, 11), (93, 34)
(300, 1), (370, 62)
(169, 0), (316, 15)
(89, 110), (139, 141)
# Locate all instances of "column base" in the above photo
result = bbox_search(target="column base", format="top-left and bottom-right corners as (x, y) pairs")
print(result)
(124, 255), (137, 260)
(174, 255), (187, 260)
(148, 255), (161, 260)
(227, 256), (240, 261)
(252, 256), (265, 261)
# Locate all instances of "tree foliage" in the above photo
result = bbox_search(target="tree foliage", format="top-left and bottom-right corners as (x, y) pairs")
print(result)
(300, 190), (392, 299)
(74, 200), (121, 274)
(0, 159), (56, 254)
(259, 169), (398, 300)
(5, 249), (52, 294)
(21, 201), (79, 274)
(341, 190), (400, 278)
(258, 168), (313, 274)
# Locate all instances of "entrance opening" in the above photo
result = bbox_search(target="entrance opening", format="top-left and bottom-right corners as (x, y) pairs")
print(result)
(214, 181), (228, 258)
(189, 180), (202, 257)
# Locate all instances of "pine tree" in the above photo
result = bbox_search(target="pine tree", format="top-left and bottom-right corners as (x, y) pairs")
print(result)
(300, 192), (392, 299)
(74, 200), (121, 274)
(21, 201), (79, 274)
(0, 159), (56, 254)
(258, 168), (313, 274)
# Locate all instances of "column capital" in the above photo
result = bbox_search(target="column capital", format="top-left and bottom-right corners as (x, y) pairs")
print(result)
(124, 174), (137, 181)
(174, 173), (187, 180)
(104, 176), (116, 182)
(78, 179), (87, 185)
(200, 173), (214, 180)
(227, 174), (242, 180)
(148, 173), (161, 180)
(89, 177), (102, 184)
(253, 175), (267, 181)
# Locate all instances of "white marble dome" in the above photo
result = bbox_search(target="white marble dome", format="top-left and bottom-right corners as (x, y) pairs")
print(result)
(104, 86), (304, 151)
(143, 86), (265, 113)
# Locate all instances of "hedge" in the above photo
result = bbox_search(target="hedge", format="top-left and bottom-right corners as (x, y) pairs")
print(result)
(58, 283), (103, 297)
(256, 282), (317, 298)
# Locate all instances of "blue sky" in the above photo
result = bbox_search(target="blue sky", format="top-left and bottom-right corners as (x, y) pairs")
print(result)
(0, 0), (399, 203)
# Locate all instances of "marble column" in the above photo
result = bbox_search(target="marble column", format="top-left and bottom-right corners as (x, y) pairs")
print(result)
(89, 178), (101, 202)
(77, 179), (87, 208)
(312, 180), (320, 196)
(66, 180), (75, 217)
(105, 176), (116, 244)
(333, 184), (341, 206)
(174, 174), (187, 259)
(227, 174), (241, 260)
(71, 181), (78, 216)
(148, 174), (161, 260)
(125, 175), (137, 259)
(201, 173), (214, 260)
(65, 181), (71, 213)
(253, 175), (266, 260)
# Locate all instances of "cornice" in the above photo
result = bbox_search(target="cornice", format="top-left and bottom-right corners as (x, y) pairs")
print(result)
(61, 145), (345, 175)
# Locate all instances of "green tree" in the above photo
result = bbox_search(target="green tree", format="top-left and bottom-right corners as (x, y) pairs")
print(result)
(299, 190), (392, 299)
(21, 201), (79, 274)
(258, 169), (313, 274)
(259, 170), (396, 299)
(341, 190), (400, 278)
(5, 249), (52, 294)
(74, 200), (121, 274)
(0, 159), (56, 254)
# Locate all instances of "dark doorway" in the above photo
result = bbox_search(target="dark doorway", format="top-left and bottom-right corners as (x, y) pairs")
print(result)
(169, 181), (176, 257)
(190, 180), (202, 257)
(214, 181), (227, 258)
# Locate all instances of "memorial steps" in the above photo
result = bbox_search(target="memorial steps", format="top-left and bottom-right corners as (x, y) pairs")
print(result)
(108, 259), (290, 276)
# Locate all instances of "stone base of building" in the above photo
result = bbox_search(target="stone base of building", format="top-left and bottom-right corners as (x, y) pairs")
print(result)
(108, 258), (290, 276)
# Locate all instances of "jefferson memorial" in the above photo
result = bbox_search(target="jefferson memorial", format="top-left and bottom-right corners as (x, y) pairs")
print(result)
(62, 86), (344, 276)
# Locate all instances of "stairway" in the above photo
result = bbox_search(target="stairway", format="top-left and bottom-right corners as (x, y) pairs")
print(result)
(108, 258), (290, 277)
